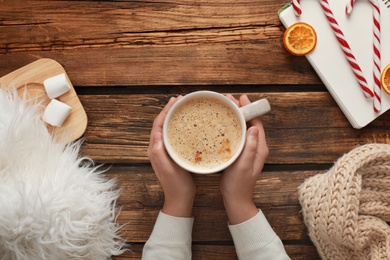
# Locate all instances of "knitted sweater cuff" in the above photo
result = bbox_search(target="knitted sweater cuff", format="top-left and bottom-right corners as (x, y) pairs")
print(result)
(149, 211), (194, 247)
(228, 209), (279, 254)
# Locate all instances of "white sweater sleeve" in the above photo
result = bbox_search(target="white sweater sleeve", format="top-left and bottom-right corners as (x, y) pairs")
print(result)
(228, 210), (291, 260)
(142, 211), (194, 260)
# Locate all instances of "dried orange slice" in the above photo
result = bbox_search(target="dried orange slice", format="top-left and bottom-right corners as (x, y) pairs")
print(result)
(283, 22), (317, 56)
(381, 63), (390, 95)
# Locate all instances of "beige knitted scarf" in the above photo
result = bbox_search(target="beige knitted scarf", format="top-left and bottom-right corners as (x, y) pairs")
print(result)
(298, 143), (390, 260)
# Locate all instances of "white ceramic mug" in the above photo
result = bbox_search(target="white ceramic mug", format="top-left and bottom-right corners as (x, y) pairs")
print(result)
(163, 91), (271, 174)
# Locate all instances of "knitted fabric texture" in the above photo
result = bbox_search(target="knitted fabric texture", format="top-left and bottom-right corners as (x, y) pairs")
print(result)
(298, 143), (390, 260)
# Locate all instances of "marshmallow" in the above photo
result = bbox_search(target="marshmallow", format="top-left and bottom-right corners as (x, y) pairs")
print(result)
(43, 73), (71, 99)
(43, 99), (72, 127)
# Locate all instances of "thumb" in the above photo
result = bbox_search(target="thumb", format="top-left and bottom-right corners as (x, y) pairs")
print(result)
(149, 132), (168, 172)
(233, 127), (259, 170)
(243, 127), (259, 157)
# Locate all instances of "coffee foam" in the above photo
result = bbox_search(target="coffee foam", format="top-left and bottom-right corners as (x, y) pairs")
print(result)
(167, 97), (242, 170)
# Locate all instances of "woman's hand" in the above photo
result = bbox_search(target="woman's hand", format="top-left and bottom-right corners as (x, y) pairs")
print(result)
(221, 94), (269, 224)
(148, 96), (196, 217)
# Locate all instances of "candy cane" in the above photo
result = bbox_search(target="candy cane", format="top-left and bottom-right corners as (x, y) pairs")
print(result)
(346, 0), (381, 112)
(323, 0), (376, 99)
(345, 0), (356, 14)
(292, 0), (374, 99)
(292, 0), (303, 16)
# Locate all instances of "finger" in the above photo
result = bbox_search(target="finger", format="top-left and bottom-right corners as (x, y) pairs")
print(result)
(149, 132), (172, 177)
(149, 96), (178, 149)
(238, 95), (269, 170)
(148, 132), (163, 176)
(250, 122), (267, 171)
(232, 127), (259, 173)
(239, 94), (251, 106)
(225, 94), (240, 106)
(152, 96), (177, 133)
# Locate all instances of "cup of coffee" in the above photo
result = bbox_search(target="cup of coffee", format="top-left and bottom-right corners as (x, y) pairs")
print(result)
(163, 91), (271, 174)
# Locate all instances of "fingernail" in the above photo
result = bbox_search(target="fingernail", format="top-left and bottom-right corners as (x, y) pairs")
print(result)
(248, 127), (259, 139)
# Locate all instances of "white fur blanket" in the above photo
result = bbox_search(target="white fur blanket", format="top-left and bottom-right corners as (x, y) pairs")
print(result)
(0, 89), (125, 259)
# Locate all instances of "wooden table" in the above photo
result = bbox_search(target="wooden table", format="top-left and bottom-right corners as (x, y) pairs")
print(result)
(2, 1), (390, 259)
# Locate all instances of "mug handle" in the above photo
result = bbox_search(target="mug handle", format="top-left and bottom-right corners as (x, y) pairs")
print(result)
(239, 98), (271, 122)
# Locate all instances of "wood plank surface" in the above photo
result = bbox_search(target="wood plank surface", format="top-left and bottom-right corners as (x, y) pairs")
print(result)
(104, 165), (322, 258)
(0, 58), (88, 142)
(105, 165), (321, 242)
(2, 0), (389, 259)
(113, 244), (320, 260)
(0, 0), (320, 86)
(78, 92), (390, 164)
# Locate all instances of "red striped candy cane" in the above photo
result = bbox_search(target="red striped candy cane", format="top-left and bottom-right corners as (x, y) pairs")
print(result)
(292, 0), (374, 99)
(292, 0), (303, 16)
(346, 0), (381, 112)
(321, 0), (375, 99)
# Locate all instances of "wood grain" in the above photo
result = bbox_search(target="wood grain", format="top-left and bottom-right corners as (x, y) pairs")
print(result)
(0, 0), (321, 86)
(78, 92), (390, 164)
(114, 244), (321, 260)
(0, 59), (87, 142)
(2, 1), (389, 259)
(106, 165), (319, 241)
(105, 165), (322, 258)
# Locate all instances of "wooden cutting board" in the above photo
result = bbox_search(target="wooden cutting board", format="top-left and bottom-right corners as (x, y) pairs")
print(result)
(0, 58), (87, 142)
